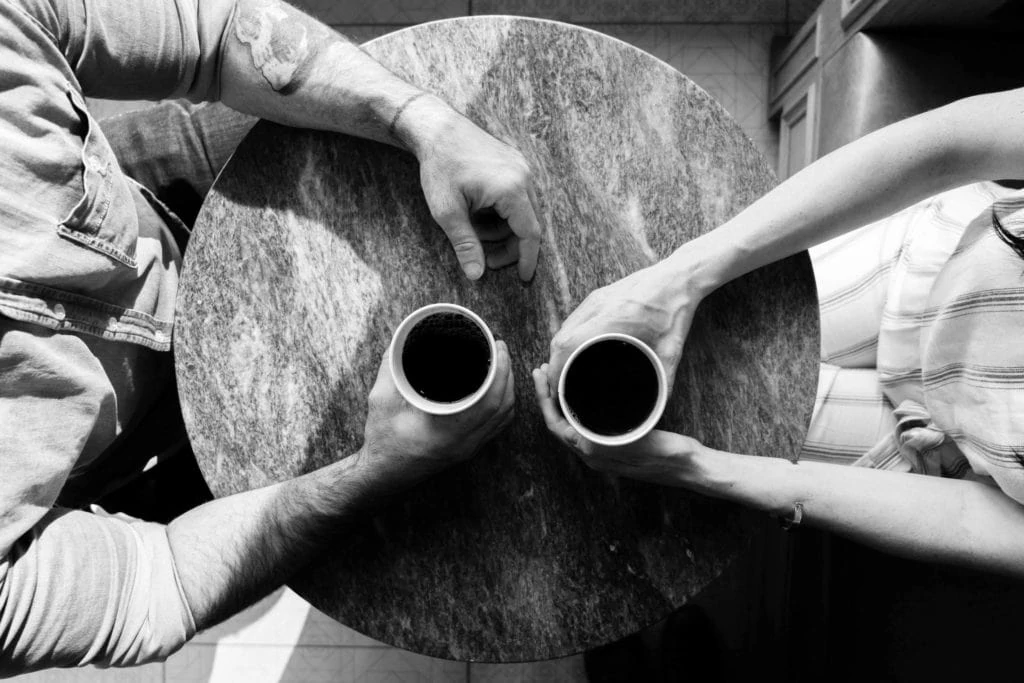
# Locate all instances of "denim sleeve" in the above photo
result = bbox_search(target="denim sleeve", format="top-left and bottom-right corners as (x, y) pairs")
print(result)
(12, 0), (238, 101)
(0, 509), (196, 673)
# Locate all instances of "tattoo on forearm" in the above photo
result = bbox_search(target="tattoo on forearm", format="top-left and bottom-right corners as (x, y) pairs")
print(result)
(236, 2), (319, 93)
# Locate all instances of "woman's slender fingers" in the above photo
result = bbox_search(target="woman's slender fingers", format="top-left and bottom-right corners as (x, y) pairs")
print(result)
(533, 365), (573, 441)
(486, 340), (511, 410)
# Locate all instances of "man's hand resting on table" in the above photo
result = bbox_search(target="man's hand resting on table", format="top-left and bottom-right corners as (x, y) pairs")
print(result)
(396, 95), (543, 283)
(219, 0), (544, 283)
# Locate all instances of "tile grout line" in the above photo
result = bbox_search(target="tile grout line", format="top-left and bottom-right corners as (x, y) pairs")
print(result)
(182, 642), (396, 649)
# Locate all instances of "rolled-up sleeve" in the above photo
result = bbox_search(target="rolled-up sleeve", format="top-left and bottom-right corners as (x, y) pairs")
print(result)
(0, 323), (197, 673)
(0, 509), (196, 674)
(14, 0), (238, 101)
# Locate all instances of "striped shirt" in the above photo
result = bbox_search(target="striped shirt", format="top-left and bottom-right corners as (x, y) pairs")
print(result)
(803, 182), (1024, 504)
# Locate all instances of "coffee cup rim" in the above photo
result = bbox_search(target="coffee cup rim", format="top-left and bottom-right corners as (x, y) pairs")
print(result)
(556, 332), (668, 447)
(389, 303), (498, 416)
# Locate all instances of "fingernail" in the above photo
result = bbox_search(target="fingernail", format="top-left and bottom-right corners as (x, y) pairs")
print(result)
(466, 263), (483, 279)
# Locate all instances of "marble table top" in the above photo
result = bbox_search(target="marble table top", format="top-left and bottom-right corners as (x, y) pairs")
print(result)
(175, 16), (819, 662)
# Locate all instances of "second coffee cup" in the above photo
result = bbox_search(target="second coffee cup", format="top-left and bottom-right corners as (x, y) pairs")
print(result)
(557, 333), (668, 447)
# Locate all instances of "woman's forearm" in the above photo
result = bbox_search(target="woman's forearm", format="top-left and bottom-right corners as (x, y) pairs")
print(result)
(679, 448), (1024, 577)
(667, 90), (1024, 301)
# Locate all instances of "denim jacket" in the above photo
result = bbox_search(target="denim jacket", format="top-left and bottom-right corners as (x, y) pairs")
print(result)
(0, 0), (234, 351)
(1, 0), (243, 670)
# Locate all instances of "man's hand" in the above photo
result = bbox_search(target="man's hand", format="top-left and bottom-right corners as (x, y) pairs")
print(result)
(402, 97), (542, 283)
(546, 261), (698, 395)
(359, 339), (515, 490)
(221, 2), (542, 283)
(532, 363), (699, 485)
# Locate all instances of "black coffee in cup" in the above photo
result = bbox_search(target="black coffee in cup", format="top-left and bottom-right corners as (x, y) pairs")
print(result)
(562, 339), (659, 436)
(401, 312), (491, 403)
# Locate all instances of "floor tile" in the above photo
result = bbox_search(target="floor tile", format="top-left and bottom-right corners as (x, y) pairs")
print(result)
(469, 655), (587, 682)
(9, 662), (163, 682)
(193, 587), (381, 648)
(351, 648), (468, 682)
(165, 643), (354, 683)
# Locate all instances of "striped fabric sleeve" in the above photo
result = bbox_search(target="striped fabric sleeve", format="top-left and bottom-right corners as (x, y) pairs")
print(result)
(803, 183), (1020, 472)
(918, 192), (1024, 503)
(800, 364), (896, 465)
(810, 206), (913, 369)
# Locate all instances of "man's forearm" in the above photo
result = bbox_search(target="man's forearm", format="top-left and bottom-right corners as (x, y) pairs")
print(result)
(677, 448), (1024, 578)
(166, 449), (375, 630)
(218, 0), (452, 156)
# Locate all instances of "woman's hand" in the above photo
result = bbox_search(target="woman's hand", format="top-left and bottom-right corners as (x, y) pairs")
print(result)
(545, 259), (702, 394)
(532, 363), (700, 486)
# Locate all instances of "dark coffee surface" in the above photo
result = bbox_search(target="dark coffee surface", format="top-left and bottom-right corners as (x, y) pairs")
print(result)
(403, 312), (490, 402)
(175, 17), (819, 662)
(564, 340), (659, 436)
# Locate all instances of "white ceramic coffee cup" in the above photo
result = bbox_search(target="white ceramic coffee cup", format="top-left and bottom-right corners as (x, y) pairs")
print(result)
(557, 332), (668, 447)
(388, 303), (498, 416)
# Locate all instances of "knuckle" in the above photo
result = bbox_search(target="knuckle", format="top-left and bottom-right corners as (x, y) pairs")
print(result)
(508, 164), (530, 187)
(452, 240), (479, 255)
(499, 168), (530, 196)
(430, 205), (459, 226)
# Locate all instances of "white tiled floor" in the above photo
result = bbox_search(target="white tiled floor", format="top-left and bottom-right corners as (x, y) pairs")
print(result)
(170, 588), (476, 682)
(8, 588), (586, 682)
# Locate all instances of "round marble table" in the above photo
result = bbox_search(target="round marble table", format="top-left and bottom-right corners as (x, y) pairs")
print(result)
(175, 16), (819, 662)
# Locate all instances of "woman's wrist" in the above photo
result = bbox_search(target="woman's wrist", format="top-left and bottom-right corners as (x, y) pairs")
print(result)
(673, 443), (802, 519)
(656, 240), (726, 314)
